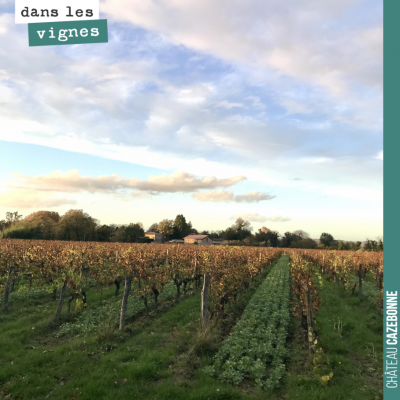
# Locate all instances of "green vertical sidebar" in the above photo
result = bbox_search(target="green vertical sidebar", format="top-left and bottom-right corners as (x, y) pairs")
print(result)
(384, 1), (400, 399)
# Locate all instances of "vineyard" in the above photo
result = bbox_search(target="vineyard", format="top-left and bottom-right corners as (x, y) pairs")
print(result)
(0, 239), (384, 400)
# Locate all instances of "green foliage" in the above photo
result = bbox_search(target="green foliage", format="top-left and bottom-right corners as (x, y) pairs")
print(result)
(319, 232), (336, 249)
(121, 223), (145, 243)
(348, 274), (381, 301)
(207, 256), (291, 390)
(320, 372), (333, 387)
(2, 221), (39, 239)
(9, 283), (59, 301)
(363, 238), (383, 252)
(57, 209), (97, 241)
(58, 282), (177, 336)
(95, 224), (116, 242)
(291, 238), (318, 249)
(157, 219), (175, 239)
(172, 214), (191, 239)
(147, 222), (159, 232)
(254, 227), (279, 247)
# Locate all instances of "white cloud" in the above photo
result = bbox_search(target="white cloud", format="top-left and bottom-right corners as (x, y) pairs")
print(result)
(102, 0), (382, 94)
(235, 191), (276, 203)
(193, 190), (275, 203)
(193, 190), (234, 202)
(216, 101), (244, 109)
(8, 170), (246, 194)
(266, 215), (291, 222)
(232, 213), (267, 222)
(231, 213), (291, 222)
(0, 190), (76, 209)
(133, 171), (245, 192)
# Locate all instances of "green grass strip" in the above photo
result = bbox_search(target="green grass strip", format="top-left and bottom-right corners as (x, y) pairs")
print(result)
(58, 282), (178, 336)
(349, 274), (381, 302)
(206, 255), (291, 390)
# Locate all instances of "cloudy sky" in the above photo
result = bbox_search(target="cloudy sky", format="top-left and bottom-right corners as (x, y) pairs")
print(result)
(0, 0), (382, 240)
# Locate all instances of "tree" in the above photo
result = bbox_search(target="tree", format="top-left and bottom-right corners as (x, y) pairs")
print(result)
(222, 227), (239, 241)
(0, 220), (6, 235)
(147, 223), (159, 232)
(319, 232), (336, 248)
(95, 225), (116, 242)
(112, 226), (125, 242)
(208, 230), (223, 238)
(243, 235), (259, 246)
(24, 211), (60, 240)
(347, 241), (361, 251)
(0, 212), (23, 234)
(254, 227), (279, 247)
(6, 211), (23, 225)
(292, 230), (310, 239)
(136, 222), (144, 229)
(173, 214), (190, 239)
(157, 219), (174, 240)
(1, 211), (41, 239)
(187, 221), (197, 234)
(337, 240), (350, 250)
(122, 223), (145, 243)
(3, 222), (37, 239)
(281, 231), (303, 247)
(363, 239), (382, 252)
(25, 211), (60, 224)
(232, 218), (252, 240)
(58, 210), (97, 241)
(292, 238), (317, 249)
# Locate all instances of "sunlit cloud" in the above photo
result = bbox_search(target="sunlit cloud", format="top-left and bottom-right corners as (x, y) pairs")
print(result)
(0, 190), (76, 209)
(9, 170), (246, 194)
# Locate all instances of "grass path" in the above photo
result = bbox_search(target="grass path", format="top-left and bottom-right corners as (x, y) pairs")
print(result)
(281, 271), (383, 400)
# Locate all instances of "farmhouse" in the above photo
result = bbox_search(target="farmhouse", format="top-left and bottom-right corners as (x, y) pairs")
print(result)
(144, 232), (164, 243)
(184, 234), (213, 245)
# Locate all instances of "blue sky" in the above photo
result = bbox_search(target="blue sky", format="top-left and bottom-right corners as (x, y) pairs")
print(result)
(0, 0), (382, 240)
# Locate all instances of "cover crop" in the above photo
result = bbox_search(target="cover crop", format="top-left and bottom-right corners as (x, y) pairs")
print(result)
(206, 256), (291, 390)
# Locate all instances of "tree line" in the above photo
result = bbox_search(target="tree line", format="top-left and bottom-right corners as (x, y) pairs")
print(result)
(0, 210), (383, 251)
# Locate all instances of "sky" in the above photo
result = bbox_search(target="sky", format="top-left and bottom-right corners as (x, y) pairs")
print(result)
(0, 0), (383, 241)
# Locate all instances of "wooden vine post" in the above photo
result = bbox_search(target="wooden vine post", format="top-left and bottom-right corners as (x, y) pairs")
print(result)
(119, 276), (132, 330)
(55, 273), (69, 320)
(194, 253), (198, 290)
(2, 266), (15, 312)
(306, 285), (313, 327)
(306, 284), (314, 353)
(358, 264), (363, 299)
(201, 272), (210, 327)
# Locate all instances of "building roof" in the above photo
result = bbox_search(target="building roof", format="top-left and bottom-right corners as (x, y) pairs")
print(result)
(184, 235), (210, 240)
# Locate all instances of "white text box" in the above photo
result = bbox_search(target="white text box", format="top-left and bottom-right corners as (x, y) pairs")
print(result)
(15, 0), (99, 24)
